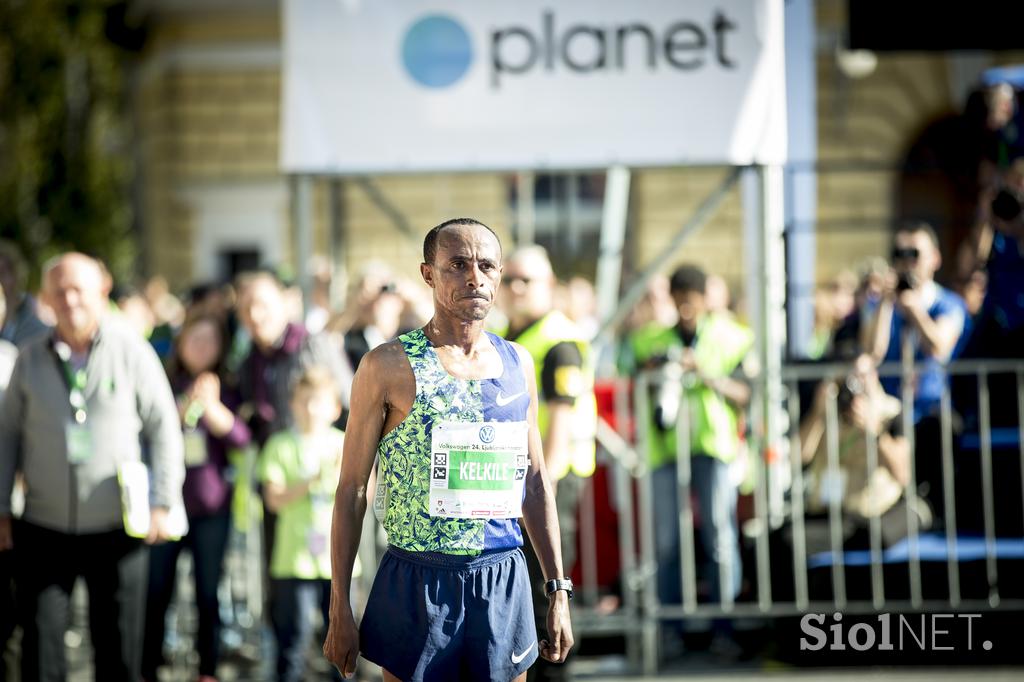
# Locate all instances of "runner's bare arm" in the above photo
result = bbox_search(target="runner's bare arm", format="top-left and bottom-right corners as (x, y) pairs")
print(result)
(324, 341), (408, 678)
(514, 343), (575, 664)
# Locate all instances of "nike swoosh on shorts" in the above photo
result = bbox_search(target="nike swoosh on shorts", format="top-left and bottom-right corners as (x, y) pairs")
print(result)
(496, 391), (526, 407)
(511, 641), (536, 664)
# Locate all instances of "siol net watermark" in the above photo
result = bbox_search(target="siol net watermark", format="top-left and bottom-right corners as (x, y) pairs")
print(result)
(800, 613), (992, 652)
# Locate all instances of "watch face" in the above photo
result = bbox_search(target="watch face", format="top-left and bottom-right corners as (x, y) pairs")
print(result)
(546, 578), (573, 596)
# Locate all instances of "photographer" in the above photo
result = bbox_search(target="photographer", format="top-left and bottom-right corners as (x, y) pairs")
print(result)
(866, 223), (966, 522)
(799, 355), (927, 548)
(960, 158), (1024, 359)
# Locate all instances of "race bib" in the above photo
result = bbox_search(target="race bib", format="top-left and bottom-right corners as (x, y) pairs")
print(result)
(429, 421), (529, 519)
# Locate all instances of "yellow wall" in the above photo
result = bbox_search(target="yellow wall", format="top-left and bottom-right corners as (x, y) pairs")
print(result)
(135, 10), (285, 288)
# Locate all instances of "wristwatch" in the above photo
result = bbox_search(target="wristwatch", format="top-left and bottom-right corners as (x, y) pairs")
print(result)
(544, 577), (574, 600)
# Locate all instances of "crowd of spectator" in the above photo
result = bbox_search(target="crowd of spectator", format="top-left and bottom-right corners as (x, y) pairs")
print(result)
(0, 250), (439, 681)
(777, 79), (1024, 610)
(0, 77), (1020, 679)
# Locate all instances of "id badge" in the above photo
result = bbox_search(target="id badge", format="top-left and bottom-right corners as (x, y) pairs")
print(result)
(183, 429), (209, 467)
(66, 422), (94, 464)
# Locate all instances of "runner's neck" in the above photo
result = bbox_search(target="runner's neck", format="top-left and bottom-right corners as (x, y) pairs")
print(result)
(422, 316), (491, 356)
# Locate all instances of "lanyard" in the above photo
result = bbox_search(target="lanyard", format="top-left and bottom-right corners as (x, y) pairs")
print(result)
(53, 341), (89, 424)
(182, 398), (205, 430)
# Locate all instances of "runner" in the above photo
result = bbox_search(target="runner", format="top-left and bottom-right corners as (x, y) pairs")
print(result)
(323, 218), (574, 681)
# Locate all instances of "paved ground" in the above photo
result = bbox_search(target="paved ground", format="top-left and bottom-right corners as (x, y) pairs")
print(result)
(611, 672), (1024, 682)
(5, 617), (1021, 682)
(3, 556), (1020, 681)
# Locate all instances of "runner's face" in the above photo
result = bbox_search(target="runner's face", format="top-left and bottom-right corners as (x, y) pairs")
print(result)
(422, 225), (502, 322)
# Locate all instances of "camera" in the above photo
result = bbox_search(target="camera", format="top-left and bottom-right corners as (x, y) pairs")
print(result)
(836, 373), (864, 417)
(991, 187), (1023, 223)
(650, 347), (685, 432)
(895, 271), (918, 292)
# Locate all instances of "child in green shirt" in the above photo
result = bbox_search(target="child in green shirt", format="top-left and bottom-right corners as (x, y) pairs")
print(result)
(260, 367), (351, 682)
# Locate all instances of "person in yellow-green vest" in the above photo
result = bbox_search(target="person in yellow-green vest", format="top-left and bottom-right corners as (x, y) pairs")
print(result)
(628, 265), (753, 630)
(499, 245), (596, 682)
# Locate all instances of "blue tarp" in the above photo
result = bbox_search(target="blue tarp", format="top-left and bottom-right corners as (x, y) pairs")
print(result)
(981, 65), (1024, 87)
(808, 533), (1024, 569)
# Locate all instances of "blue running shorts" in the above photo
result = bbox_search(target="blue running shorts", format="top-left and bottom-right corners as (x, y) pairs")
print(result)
(359, 545), (539, 681)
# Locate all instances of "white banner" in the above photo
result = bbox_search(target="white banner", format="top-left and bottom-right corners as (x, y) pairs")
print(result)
(282, 0), (787, 173)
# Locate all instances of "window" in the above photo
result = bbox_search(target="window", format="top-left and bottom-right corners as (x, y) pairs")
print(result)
(508, 173), (606, 279)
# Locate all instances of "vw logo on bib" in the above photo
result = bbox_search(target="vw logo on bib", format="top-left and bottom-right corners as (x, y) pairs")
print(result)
(479, 425), (496, 444)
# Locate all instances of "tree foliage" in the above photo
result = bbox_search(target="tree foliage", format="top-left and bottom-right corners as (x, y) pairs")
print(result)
(0, 0), (136, 287)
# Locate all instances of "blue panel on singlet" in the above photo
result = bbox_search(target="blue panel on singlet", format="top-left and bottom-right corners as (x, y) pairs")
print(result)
(480, 332), (530, 550)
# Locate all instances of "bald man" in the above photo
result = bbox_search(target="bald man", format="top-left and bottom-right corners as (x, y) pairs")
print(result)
(0, 253), (184, 681)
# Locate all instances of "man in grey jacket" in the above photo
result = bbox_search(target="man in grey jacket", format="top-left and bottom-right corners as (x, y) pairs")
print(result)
(0, 253), (184, 682)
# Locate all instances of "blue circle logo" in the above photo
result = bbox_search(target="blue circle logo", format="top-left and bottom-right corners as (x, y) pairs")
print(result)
(479, 425), (495, 444)
(401, 15), (473, 88)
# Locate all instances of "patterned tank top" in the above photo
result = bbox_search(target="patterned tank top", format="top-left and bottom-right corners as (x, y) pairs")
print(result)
(376, 328), (531, 555)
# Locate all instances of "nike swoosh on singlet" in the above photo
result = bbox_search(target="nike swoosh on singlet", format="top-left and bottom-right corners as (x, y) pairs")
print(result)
(511, 641), (536, 664)
(495, 390), (526, 407)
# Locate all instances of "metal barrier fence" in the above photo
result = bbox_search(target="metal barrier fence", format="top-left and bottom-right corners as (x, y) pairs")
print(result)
(150, 358), (1024, 678)
(560, 358), (1024, 674)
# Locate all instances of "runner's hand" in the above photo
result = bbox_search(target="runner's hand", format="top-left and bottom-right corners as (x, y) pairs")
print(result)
(540, 591), (574, 663)
(324, 610), (360, 679)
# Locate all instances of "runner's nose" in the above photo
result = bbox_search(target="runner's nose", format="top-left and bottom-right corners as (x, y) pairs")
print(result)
(466, 263), (486, 290)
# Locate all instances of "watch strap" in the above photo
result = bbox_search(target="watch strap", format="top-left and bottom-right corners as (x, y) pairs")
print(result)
(544, 577), (574, 599)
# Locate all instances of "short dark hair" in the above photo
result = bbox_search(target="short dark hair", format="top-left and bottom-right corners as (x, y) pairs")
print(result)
(896, 221), (940, 251)
(669, 264), (707, 295)
(423, 218), (500, 265)
(235, 267), (285, 293)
